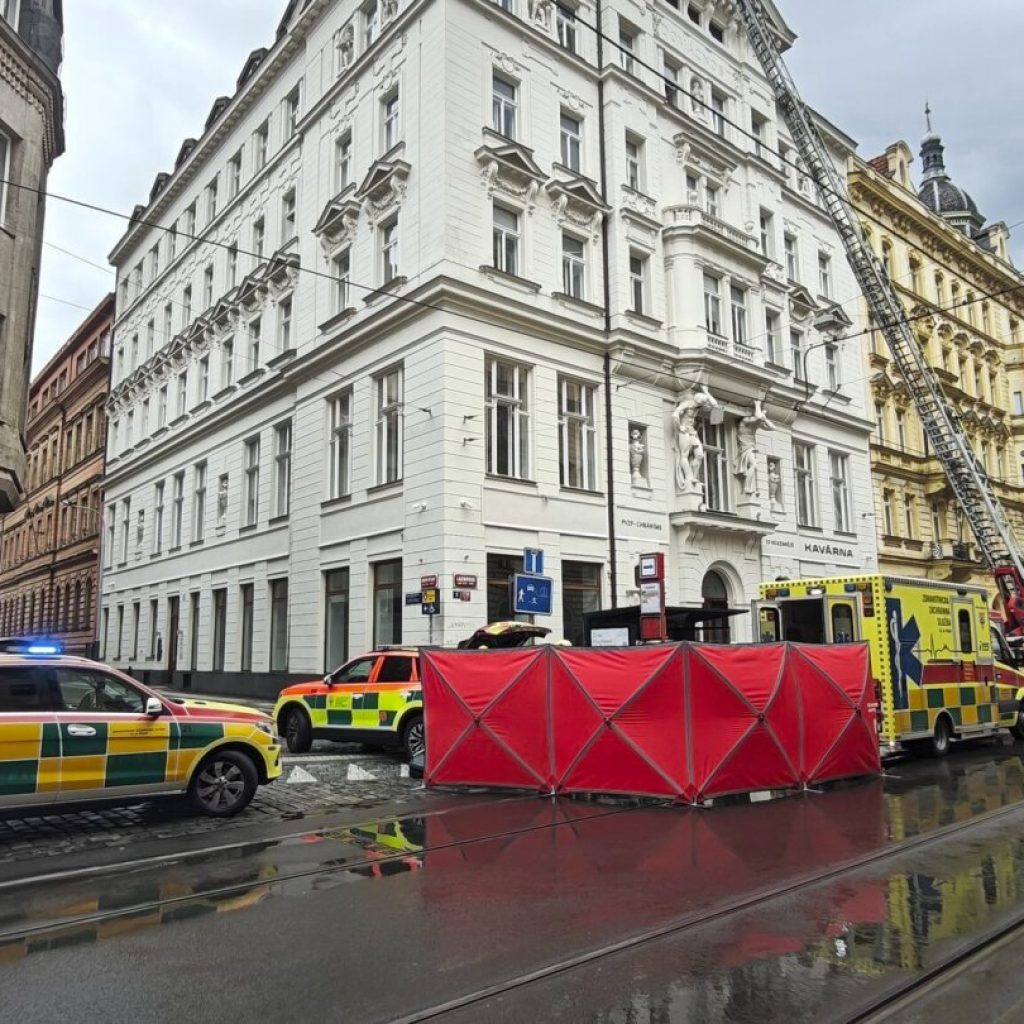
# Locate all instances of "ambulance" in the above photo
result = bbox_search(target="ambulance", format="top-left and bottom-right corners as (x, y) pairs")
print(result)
(755, 575), (1024, 757)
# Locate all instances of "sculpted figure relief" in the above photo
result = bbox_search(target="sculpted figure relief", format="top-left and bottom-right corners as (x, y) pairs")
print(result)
(734, 399), (775, 497)
(672, 386), (718, 494)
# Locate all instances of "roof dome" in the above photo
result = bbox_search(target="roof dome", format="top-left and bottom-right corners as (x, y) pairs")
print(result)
(916, 127), (985, 237)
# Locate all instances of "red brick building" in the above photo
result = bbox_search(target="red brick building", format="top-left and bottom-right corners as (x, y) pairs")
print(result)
(0, 294), (113, 652)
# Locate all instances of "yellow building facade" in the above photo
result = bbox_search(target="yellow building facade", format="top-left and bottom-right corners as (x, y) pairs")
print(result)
(848, 129), (1024, 605)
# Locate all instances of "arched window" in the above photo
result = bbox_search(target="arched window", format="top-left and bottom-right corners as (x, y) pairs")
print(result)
(74, 580), (83, 630)
(701, 570), (731, 644)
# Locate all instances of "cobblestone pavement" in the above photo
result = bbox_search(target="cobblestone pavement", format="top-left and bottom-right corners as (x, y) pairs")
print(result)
(0, 748), (424, 867)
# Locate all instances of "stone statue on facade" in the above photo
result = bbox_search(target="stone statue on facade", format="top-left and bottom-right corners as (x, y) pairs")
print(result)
(528, 0), (553, 28)
(767, 457), (784, 515)
(734, 400), (775, 497)
(672, 386), (718, 493)
(217, 476), (228, 524)
(628, 426), (648, 487)
(690, 77), (705, 118)
(338, 23), (354, 70)
(381, 0), (399, 23)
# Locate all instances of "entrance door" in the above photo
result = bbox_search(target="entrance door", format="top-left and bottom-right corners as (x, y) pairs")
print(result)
(167, 596), (180, 679)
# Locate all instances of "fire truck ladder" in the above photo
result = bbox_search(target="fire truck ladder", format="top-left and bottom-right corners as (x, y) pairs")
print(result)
(733, 0), (1024, 584)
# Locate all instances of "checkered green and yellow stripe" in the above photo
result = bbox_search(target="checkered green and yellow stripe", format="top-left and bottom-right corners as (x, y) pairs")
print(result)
(301, 687), (419, 733)
(894, 683), (1018, 738)
(0, 719), (268, 799)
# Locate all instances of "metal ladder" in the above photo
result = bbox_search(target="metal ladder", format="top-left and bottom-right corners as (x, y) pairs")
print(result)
(733, 0), (1024, 582)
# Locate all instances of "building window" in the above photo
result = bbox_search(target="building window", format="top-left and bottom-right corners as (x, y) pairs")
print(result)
(895, 407), (907, 450)
(172, 472), (184, 547)
(825, 343), (840, 391)
(149, 598), (159, 660)
(333, 250), (351, 311)
(222, 339), (234, 386)
(765, 310), (780, 364)
(784, 233), (798, 281)
(881, 242), (894, 278)
(278, 297), (292, 351)
(618, 21), (635, 74)
(908, 258), (921, 295)
(382, 90), (400, 151)
(1014, 391), (1024, 416)
(116, 606), (124, 661)
(556, 3), (576, 51)
(382, 218), (399, 283)
(153, 481), (164, 554)
(699, 421), (730, 512)
(324, 568), (350, 670)
(625, 136), (641, 190)
(282, 188), (297, 241)
(373, 559), (403, 646)
(710, 90), (727, 136)
(703, 273), (722, 335)
(874, 403), (886, 444)
(486, 553), (523, 622)
(904, 494), (916, 538)
(704, 183), (719, 217)
(193, 462), (206, 543)
(176, 371), (188, 417)
(329, 390), (353, 498)
(120, 498), (131, 564)
(167, 226), (177, 262)
(211, 589), (226, 672)
(492, 75), (517, 139)
(205, 177), (218, 223)
(274, 421), (292, 518)
(362, 0), (379, 47)
(791, 330), (805, 380)
(149, 245), (160, 282)
(492, 204), (520, 276)
(793, 443), (817, 527)
(486, 357), (530, 479)
(709, 19), (725, 42)
(829, 451), (851, 532)
(254, 120), (269, 170)
(284, 84), (301, 140)
(269, 579), (289, 672)
(818, 252), (832, 297)
(375, 368), (403, 484)
(730, 285), (747, 345)
(183, 203), (196, 239)
(228, 150), (242, 198)
(203, 264), (214, 308)
(182, 285), (192, 324)
(751, 111), (767, 159)
(561, 233), (585, 299)
(198, 356), (210, 403)
(227, 243), (238, 288)
(560, 113), (582, 171)
(0, 128), (10, 227)
(629, 253), (646, 315)
(562, 561), (602, 648)
(663, 56), (680, 106)
(243, 437), (260, 526)
(249, 316), (261, 371)
(558, 376), (597, 490)
(336, 133), (352, 191)
(240, 583), (254, 672)
(253, 217), (265, 259)
(158, 385), (168, 427)
(759, 209), (773, 256)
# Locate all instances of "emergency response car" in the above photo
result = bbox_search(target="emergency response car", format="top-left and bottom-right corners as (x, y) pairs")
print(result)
(274, 623), (552, 757)
(0, 640), (281, 816)
(756, 575), (1024, 757)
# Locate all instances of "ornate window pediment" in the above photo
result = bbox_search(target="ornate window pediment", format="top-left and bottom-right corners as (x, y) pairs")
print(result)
(788, 283), (818, 322)
(313, 187), (362, 252)
(266, 249), (300, 293)
(236, 271), (265, 313)
(211, 294), (238, 331)
(355, 154), (410, 225)
(546, 174), (610, 240)
(475, 132), (548, 211)
(814, 301), (853, 333)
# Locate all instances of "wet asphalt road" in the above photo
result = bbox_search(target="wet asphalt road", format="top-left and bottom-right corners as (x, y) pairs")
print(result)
(4, 745), (1024, 1023)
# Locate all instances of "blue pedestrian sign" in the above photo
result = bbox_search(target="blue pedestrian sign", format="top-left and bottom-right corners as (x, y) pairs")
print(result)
(512, 574), (553, 616)
(523, 547), (544, 575)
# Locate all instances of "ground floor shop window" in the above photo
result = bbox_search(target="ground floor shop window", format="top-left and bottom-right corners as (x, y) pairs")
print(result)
(373, 559), (402, 646)
(212, 589), (227, 672)
(487, 553), (523, 623)
(240, 584), (254, 672)
(269, 578), (289, 672)
(325, 568), (350, 670)
(561, 561), (602, 647)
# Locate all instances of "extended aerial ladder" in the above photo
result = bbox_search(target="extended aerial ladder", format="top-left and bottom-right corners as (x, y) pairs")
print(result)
(733, 0), (1024, 632)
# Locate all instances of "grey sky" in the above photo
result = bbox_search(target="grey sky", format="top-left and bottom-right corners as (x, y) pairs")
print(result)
(32, 0), (1024, 372)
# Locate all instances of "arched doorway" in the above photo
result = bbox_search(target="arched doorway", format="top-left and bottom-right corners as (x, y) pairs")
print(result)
(701, 569), (731, 644)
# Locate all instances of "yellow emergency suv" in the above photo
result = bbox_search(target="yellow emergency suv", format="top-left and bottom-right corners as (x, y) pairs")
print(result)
(756, 575), (1024, 757)
(0, 640), (281, 816)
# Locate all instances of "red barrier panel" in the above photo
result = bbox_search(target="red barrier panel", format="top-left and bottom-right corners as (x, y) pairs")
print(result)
(786, 643), (878, 785)
(421, 648), (550, 790)
(423, 642), (880, 802)
(552, 646), (690, 801)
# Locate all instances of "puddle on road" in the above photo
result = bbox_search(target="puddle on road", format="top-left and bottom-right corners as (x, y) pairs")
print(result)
(3, 749), (1024, 972)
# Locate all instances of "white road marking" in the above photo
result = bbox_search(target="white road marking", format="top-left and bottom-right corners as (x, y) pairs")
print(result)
(285, 766), (319, 785)
(346, 763), (379, 782)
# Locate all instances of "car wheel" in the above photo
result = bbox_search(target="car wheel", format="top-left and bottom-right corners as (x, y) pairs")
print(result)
(931, 716), (952, 758)
(189, 750), (259, 817)
(402, 714), (425, 761)
(283, 705), (313, 753)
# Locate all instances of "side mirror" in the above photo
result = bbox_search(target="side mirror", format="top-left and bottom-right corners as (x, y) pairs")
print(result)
(145, 696), (164, 717)
(323, 675), (334, 687)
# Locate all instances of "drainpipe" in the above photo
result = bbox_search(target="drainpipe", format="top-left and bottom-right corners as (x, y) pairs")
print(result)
(596, 0), (619, 607)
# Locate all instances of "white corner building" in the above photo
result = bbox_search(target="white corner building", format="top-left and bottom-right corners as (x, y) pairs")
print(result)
(101, 0), (877, 694)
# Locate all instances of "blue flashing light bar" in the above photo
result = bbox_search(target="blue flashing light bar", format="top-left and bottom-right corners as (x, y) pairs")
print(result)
(26, 643), (62, 656)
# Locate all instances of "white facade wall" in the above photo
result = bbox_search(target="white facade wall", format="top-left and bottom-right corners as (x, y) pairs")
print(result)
(101, 0), (877, 693)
